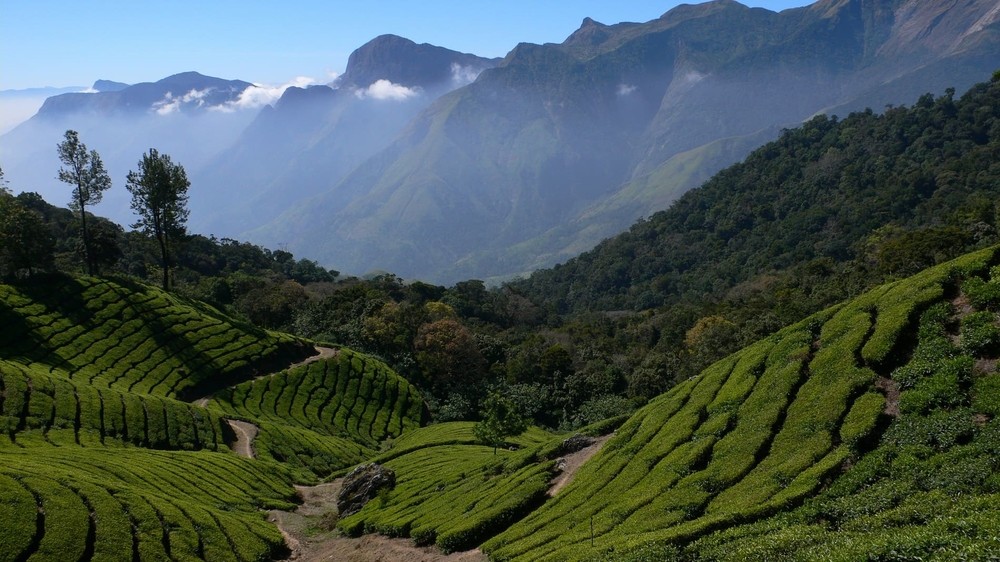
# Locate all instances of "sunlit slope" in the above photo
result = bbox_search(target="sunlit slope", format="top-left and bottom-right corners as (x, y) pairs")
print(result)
(209, 349), (428, 447)
(485, 246), (1000, 561)
(0, 274), (310, 400)
(0, 441), (297, 562)
(0, 274), (439, 561)
(207, 350), (431, 475)
(336, 422), (560, 554)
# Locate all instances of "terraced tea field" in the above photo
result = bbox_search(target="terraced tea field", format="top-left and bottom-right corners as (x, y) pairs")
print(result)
(481, 247), (1000, 561)
(0, 275), (310, 400)
(208, 349), (428, 447)
(336, 422), (561, 553)
(0, 444), (296, 562)
(0, 274), (432, 561)
(3, 248), (999, 561)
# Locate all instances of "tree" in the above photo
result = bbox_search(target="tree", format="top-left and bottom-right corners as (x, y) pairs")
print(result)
(0, 172), (54, 278)
(126, 148), (190, 291)
(473, 392), (527, 454)
(56, 130), (112, 275)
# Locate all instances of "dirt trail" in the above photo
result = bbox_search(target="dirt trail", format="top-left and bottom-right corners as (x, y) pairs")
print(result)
(548, 434), (612, 496)
(273, 482), (487, 562)
(225, 419), (259, 459)
(287, 346), (339, 370)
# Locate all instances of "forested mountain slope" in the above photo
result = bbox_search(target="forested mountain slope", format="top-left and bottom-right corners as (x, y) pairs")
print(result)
(257, 0), (1000, 282)
(515, 72), (1000, 314)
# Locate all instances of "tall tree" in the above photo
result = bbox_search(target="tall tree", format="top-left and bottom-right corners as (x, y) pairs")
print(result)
(56, 130), (112, 275)
(126, 148), (190, 291)
(0, 169), (54, 278)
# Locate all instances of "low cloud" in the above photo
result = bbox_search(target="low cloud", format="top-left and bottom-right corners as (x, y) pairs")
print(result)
(355, 79), (419, 101)
(684, 71), (706, 84)
(617, 83), (637, 97)
(152, 88), (214, 115)
(451, 63), (482, 86)
(221, 76), (319, 111)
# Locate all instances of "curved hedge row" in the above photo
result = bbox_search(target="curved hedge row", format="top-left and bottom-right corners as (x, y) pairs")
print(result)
(0, 358), (226, 450)
(484, 246), (1000, 561)
(0, 275), (309, 400)
(0, 446), (297, 562)
(337, 422), (560, 553)
(210, 349), (429, 447)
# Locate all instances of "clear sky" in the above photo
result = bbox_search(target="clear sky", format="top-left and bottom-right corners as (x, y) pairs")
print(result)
(1, 0), (811, 91)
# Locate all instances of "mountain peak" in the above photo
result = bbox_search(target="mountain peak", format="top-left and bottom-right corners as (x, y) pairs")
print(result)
(92, 79), (128, 92)
(659, 0), (749, 21)
(565, 16), (613, 48)
(338, 34), (498, 90)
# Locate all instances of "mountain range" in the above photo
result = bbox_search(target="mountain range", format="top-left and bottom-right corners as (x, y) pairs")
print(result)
(1, 0), (998, 283)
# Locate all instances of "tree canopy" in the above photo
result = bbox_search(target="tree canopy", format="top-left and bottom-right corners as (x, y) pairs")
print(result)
(56, 130), (111, 275)
(126, 148), (190, 291)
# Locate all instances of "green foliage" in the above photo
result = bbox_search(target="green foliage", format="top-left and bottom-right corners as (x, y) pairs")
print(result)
(126, 148), (190, 291)
(0, 191), (54, 279)
(474, 393), (529, 453)
(0, 446), (295, 562)
(484, 247), (1000, 561)
(56, 130), (112, 276)
(0, 275), (309, 400)
(839, 392), (885, 450)
(337, 423), (560, 553)
(960, 311), (1000, 355)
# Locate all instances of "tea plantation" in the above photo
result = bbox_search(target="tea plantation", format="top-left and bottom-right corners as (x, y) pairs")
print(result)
(1, 245), (998, 560)
(481, 246), (1000, 560)
(0, 274), (430, 561)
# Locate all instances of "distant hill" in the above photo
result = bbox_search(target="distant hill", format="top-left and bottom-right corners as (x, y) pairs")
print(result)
(2, 0), (997, 284)
(34, 72), (250, 117)
(189, 35), (499, 236)
(0, 72), (261, 226)
(513, 72), (1000, 314)
(252, 0), (1000, 283)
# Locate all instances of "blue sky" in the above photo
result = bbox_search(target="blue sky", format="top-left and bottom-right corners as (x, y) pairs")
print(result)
(1, 0), (811, 91)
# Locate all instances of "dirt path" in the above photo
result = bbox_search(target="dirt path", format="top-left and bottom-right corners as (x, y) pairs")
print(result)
(225, 419), (259, 459)
(875, 377), (901, 418)
(273, 482), (487, 562)
(548, 434), (612, 496)
(287, 346), (339, 370)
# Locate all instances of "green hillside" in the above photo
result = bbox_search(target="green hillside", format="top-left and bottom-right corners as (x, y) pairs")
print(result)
(0, 274), (432, 561)
(479, 246), (1000, 561)
(336, 421), (560, 553)
(0, 274), (310, 400)
(516, 73), (1000, 314)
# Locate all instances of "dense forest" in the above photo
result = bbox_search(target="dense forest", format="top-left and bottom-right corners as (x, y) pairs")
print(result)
(2, 71), (999, 430)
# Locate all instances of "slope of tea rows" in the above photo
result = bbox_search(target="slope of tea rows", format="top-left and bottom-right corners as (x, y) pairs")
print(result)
(484, 246), (1000, 561)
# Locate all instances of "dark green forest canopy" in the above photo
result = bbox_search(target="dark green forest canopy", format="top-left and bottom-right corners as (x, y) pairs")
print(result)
(513, 74), (1000, 314)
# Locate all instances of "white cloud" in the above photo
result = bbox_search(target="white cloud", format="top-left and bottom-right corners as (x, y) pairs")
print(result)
(151, 88), (214, 115)
(213, 76), (319, 112)
(684, 71), (706, 84)
(617, 83), (637, 97)
(451, 63), (482, 86)
(355, 79), (419, 101)
(152, 92), (180, 115)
